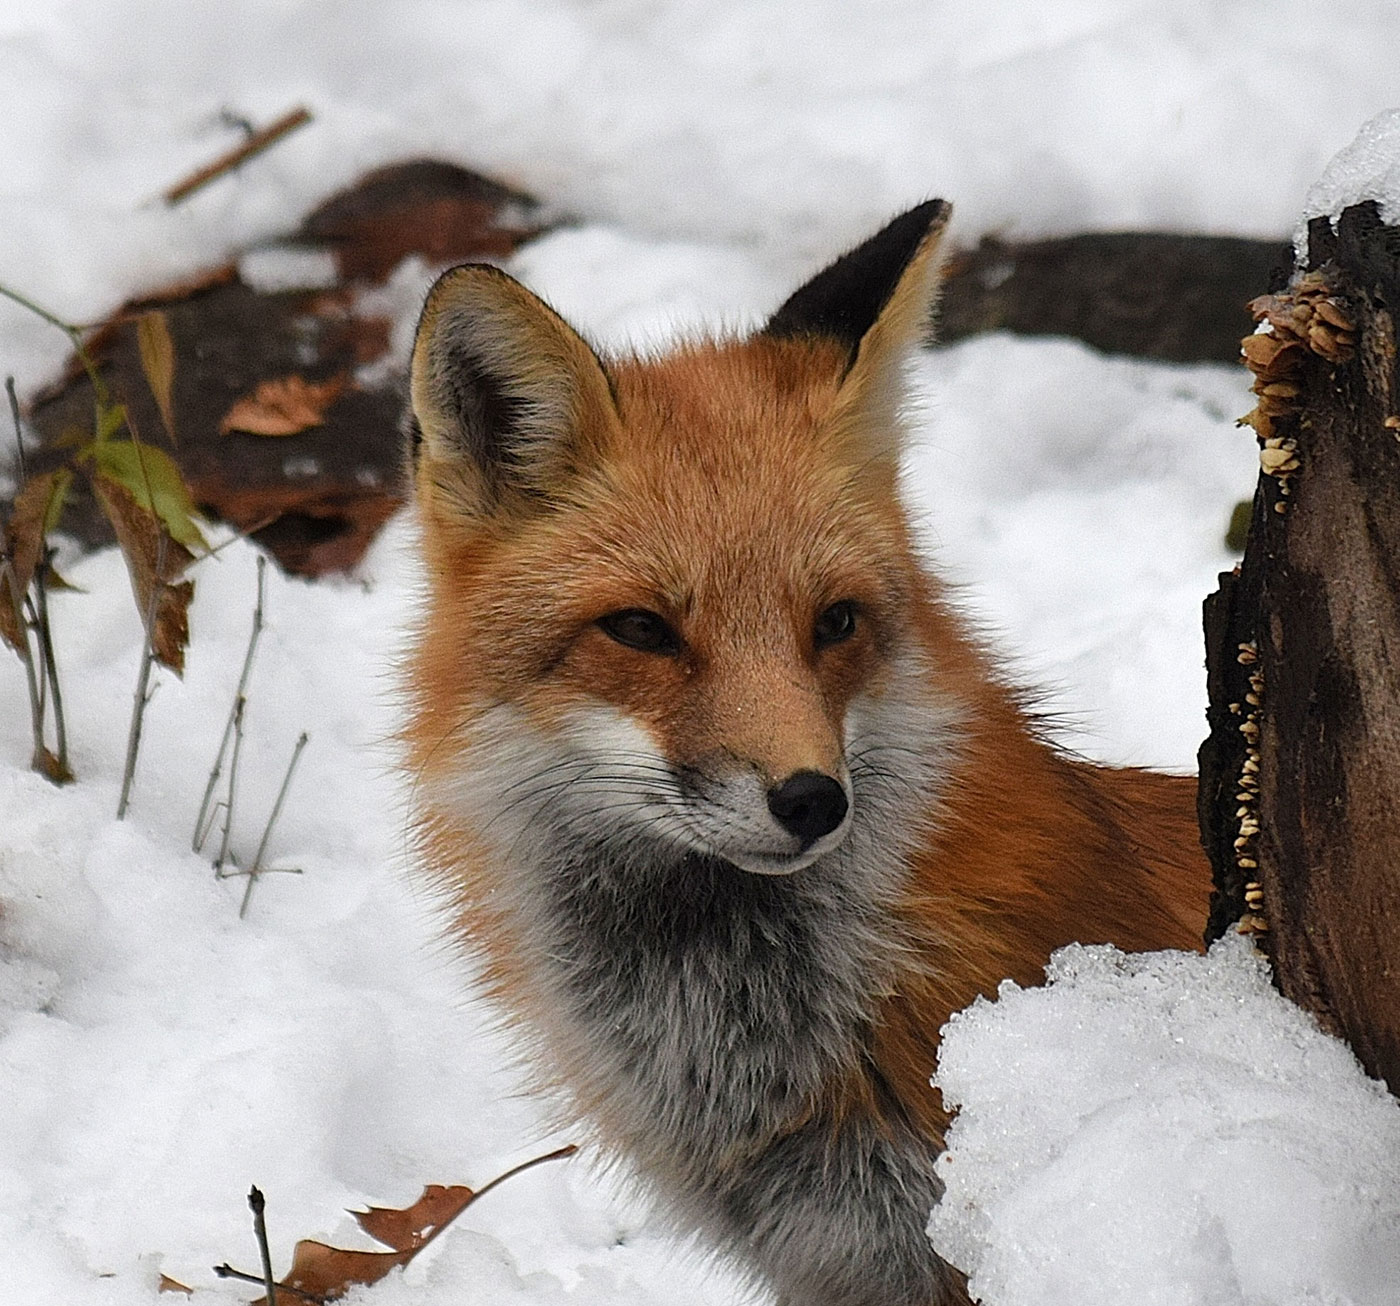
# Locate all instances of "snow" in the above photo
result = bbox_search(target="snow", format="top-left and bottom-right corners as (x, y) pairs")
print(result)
(929, 939), (1400, 1306)
(3, 2), (1400, 1303)
(1298, 107), (1400, 259)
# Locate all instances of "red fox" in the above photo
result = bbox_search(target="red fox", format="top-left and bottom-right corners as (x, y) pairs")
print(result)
(403, 201), (1210, 1306)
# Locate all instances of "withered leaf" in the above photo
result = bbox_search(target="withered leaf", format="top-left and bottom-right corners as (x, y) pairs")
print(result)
(137, 311), (177, 443)
(89, 438), (207, 553)
(157, 1273), (193, 1296)
(91, 476), (194, 675)
(220, 374), (347, 437)
(247, 1147), (576, 1305)
(355, 1183), (476, 1253)
(1, 468), (71, 652)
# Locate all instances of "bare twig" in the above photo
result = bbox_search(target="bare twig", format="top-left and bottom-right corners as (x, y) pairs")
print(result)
(32, 554), (68, 775)
(117, 534), (166, 818)
(1, 557), (45, 768)
(213, 695), (247, 874)
(239, 730), (309, 918)
(473, 1144), (579, 1205)
(249, 1186), (277, 1306)
(204, 515), (282, 560)
(212, 1264), (325, 1305)
(6, 376), (70, 780)
(6, 376), (25, 481)
(164, 106), (312, 207)
(195, 555), (265, 850)
(0, 283), (109, 405)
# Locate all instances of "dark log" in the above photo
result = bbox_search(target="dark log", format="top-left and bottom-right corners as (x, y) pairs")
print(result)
(22, 163), (551, 576)
(1200, 200), (1400, 1094)
(940, 232), (1290, 363)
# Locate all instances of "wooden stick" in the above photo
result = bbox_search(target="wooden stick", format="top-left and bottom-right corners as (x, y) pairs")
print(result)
(164, 106), (312, 207)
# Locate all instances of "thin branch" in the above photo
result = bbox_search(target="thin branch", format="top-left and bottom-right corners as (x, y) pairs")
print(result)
(164, 106), (313, 206)
(0, 284), (108, 405)
(214, 694), (247, 874)
(6, 376), (25, 480)
(32, 552), (68, 775)
(7, 378), (70, 780)
(1, 557), (45, 771)
(195, 555), (265, 850)
(249, 1186), (277, 1306)
(239, 731), (309, 919)
(469, 1144), (578, 1210)
(212, 1264), (325, 1305)
(117, 535), (166, 818)
(203, 515), (282, 560)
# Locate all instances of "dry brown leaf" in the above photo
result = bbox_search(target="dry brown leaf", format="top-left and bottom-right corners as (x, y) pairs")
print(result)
(247, 1147), (576, 1305)
(355, 1184), (476, 1253)
(220, 374), (347, 437)
(138, 311), (178, 443)
(157, 1273), (193, 1295)
(91, 477), (194, 674)
(1, 469), (71, 652)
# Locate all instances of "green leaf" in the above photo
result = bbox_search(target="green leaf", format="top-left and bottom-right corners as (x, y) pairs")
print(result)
(41, 467), (72, 536)
(96, 401), (127, 444)
(90, 440), (207, 553)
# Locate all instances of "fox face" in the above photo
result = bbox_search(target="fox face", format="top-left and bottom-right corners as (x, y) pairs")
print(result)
(408, 202), (968, 884)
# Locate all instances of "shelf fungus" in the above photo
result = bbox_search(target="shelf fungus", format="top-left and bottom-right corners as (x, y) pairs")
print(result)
(1231, 654), (1268, 941)
(1238, 273), (1356, 516)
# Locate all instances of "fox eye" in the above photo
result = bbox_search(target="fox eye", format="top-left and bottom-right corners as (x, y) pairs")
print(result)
(598, 608), (680, 655)
(814, 600), (857, 649)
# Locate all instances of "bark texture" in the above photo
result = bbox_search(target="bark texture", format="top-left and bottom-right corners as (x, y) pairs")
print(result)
(1200, 201), (1400, 1095)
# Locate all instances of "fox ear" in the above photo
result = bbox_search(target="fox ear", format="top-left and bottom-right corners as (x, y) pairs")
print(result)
(409, 264), (617, 516)
(764, 200), (951, 469)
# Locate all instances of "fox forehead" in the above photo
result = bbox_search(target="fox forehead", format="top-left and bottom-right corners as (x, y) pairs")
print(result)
(498, 336), (913, 610)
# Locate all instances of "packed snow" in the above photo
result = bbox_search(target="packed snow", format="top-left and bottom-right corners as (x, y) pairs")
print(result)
(930, 939), (1400, 1306)
(1299, 107), (1400, 258)
(3, 3), (1400, 1304)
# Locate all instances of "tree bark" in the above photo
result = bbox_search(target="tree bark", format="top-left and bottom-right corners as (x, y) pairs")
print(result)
(1200, 201), (1400, 1094)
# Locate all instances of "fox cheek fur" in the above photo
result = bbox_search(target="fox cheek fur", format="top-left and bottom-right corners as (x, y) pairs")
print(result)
(403, 200), (1210, 1306)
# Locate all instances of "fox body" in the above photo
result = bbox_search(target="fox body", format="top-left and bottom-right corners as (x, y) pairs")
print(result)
(404, 202), (1209, 1306)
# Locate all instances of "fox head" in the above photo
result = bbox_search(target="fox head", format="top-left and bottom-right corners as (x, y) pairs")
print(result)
(407, 202), (971, 879)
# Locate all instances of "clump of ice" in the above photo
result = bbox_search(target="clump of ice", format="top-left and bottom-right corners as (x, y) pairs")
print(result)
(929, 936), (1400, 1306)
(1296, 107), (1400, 260)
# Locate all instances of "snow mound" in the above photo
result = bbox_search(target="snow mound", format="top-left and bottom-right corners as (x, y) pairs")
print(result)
(1297, 107), (1400, 259)
(929, 937), (1400, 1306)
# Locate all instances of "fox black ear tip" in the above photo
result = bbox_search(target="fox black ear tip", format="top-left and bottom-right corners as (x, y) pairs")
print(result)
(914, 197), (951, 232)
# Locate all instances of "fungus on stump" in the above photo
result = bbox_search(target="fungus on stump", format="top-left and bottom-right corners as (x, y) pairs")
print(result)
(1200, 200), (1400, 1095)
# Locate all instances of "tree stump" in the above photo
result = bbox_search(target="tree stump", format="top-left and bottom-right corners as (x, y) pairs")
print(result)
(1200, 200), (1400, 1095)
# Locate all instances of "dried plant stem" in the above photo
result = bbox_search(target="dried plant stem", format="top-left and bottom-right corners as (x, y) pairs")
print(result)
(32, 558), (68, 772)
(1, 558), (44, 763)
(195, 556), (265, 851)
(214, 696), (247, 874)
(116, 535), (166, 818)
(6, 376), (25, 479)
(248, 1186), (277, 1306)
(0, 284), (109, 404)
(212, 1264), (324, 1305)
(239, 731), (309, 918)
(163, 106), (312, 206)
(471, 1144), (579, 1204)
(4, 378), (69, 783)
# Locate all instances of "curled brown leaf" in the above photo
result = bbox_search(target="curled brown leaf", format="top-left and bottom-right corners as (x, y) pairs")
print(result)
(220, 374), (347, 437)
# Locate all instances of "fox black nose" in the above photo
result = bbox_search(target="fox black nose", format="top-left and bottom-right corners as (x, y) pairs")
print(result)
(767, 771), (849, 847)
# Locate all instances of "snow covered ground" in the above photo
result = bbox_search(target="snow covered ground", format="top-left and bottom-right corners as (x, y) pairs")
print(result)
(3, 3), (1400, 1303)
